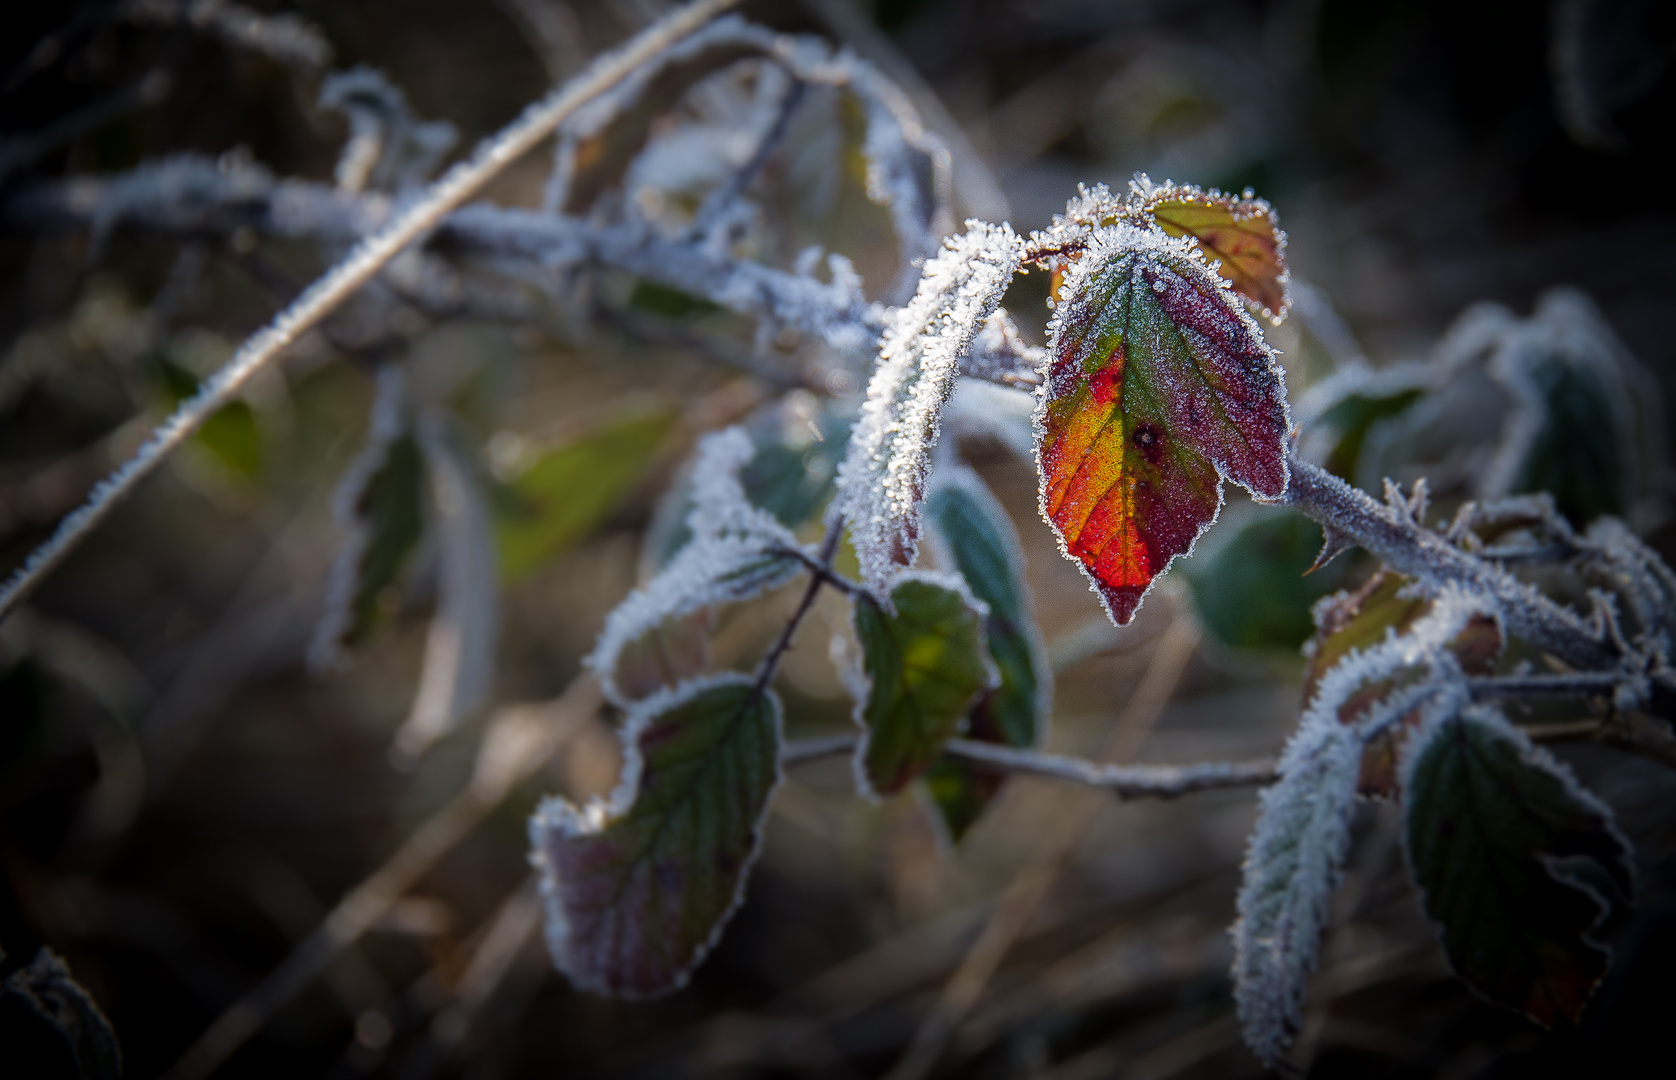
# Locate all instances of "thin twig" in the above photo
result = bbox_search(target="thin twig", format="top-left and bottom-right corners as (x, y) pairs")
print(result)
(753, 519), (843, 693)
(0, 0), (744, 623)
(686, 78), (807, 239)
(1468, 672), (1621, 698)
(943, 739), (1276, 798)
(769, 542), (859, 595)
(781, 732), (858, 765)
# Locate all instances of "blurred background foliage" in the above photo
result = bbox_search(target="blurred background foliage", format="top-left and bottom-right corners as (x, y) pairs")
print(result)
(1, 1), (1674, 1078)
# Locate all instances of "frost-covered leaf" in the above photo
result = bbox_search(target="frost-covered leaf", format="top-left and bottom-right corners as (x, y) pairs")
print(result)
(1232, 709), (1362, 1069)
(0, 947), (123, 1080)
(1292, 360), (1430, 484)
(591, 428), (804, 707)
(836, 221), (1024, 591)
(530, 673), (782, 998)
(1141, 182), (1290, 323)
(1401, 704), (1635, 1026)
(851, 572), (996, 798)
(1038, 223), (1290, 626)
(1234, 583), (1497, 1065)
(310, 366), (425, 669)
(1182, 507), (1347, 652)
(495, 406), (679, 582)
(922, 466), (1050, 839)
(641, 400), (851, 571)
(393, 419), (499, 763)
(1303, 571), (1501, 797)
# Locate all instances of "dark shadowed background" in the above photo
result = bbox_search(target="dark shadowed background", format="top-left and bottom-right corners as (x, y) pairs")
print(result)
(2, 1), (1674, 1078)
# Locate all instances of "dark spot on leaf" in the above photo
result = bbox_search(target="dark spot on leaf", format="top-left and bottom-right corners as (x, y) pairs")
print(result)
(1132, 423), (1165, 464)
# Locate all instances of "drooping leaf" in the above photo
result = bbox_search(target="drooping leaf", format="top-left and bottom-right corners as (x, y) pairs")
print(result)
(1504, 351), (1624, 526)
(1182, 507), (1346, 652)
(592, 428), (804, 707)
(850, 573), (996, 798)
(1037, 223), (1290, 626)
(393, 418), (498, 763)
(0, 948), (123, 1080)
(1303, 570), (1501, 797)
(1142, 182), (1291, 322)
(530, 673), (782, 998)
(495, 406), (679, 582)
(922, 466), (1050, 839)
(310, 366), (425, 668)
(836, 221), (1024, 593)
(1401, 705), (1635, 1027)
(1232, 711), (1363, 1068)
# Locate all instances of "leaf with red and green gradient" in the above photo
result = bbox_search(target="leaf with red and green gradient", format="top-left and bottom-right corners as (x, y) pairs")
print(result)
(1038, 225), (1290, 626)
(529, 674), (781, 998)
(1143, 184), (1290, 322)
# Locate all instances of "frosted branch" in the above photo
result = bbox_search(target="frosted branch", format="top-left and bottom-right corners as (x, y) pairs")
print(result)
(0, 0), (746, 623)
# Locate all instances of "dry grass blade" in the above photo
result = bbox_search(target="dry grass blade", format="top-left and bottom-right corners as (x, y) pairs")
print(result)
(161, 677), (603, 1080)
(884, 606), (1205, 1080)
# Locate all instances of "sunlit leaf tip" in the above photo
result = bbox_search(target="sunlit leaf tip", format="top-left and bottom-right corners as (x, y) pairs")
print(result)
(1134, 176), (1291, 324)
(530, 674), (783, 999)
(1037, 222), (1290, 626)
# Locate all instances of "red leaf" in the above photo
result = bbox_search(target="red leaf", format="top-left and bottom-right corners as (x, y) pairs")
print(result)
(1038, 225), (1289, 625)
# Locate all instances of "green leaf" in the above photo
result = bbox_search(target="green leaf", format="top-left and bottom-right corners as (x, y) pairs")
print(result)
(1403, 705), (1635, 1027)
(851, 573), (996, 798)
(1507, 357), (1624, 526)
(494, 407), (679, 581)
(310, 368), (427, 667)
(643, 403), (851, 570)
(341, 433), (425, 645)
(1182, 507), (1346, 652)
(530, 674), (782, 998)
(1314, 387), (1424, 483)
(923, 467), (1050, 839)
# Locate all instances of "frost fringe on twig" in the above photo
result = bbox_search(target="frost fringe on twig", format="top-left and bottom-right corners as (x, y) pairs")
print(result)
(0, 0), (747, 624)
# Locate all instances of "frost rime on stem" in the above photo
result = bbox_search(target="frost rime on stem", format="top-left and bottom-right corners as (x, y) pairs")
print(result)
(836, 221), (1024, 593)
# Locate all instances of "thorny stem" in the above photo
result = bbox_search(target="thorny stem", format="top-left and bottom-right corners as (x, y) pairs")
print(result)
(0, 0), (745, 624)
(1281, 454), (1618, 672)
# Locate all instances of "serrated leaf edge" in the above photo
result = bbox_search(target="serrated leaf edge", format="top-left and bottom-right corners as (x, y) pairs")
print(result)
(528, 671), (784, 999)
(847, 568), (1000, 803)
